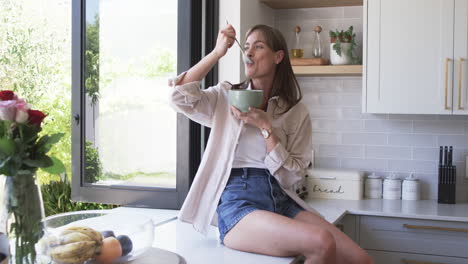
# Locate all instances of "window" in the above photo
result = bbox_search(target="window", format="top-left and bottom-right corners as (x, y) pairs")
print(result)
(72, 0), (217, 208)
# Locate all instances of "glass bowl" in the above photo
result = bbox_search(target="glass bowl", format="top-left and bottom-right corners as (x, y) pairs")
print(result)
(36, 210), (154, 263)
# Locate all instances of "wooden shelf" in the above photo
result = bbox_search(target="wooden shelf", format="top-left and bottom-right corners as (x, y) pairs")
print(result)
(292, 65), (362, 76)
(260, 0), (363, 9)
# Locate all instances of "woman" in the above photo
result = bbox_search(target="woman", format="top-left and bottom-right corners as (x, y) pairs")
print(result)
(169, 24), (373, 264)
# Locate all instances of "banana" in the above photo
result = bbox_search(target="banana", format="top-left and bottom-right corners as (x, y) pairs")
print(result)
(60, 226), (103, 245)
(49, 240), (97, 264)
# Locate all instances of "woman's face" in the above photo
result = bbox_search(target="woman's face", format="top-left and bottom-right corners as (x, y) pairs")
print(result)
(244, 30), (283, 80)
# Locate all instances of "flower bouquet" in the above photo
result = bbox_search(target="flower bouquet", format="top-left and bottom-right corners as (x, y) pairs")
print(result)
(0, 90), (65, 264)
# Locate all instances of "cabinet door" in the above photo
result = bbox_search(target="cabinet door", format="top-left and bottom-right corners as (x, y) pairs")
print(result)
(365, 0), (455, 114)
(367, 249), (468, 264)
(454, 0), (468, 114)
(335, 215), (358, 242)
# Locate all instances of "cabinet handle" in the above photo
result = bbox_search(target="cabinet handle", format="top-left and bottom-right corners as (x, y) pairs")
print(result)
(458, 57), (465, 110)
(445, 58), (451, 110)
(401, 259), (446, 264)
(403, 224), (468, 233)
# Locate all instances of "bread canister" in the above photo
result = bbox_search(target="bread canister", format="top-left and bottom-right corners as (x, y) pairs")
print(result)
(402, 173), (420, 200)
(365, 172), (382, 199)
(383, 173), (402, 200)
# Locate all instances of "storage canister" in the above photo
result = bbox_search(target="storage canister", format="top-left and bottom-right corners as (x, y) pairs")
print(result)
(383, 173), (402, 200)
(365, 172), (382, 199)
(402, 173), (420, 200)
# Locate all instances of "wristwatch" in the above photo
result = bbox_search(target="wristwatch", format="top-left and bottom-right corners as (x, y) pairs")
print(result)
(261, 128), (272, 139)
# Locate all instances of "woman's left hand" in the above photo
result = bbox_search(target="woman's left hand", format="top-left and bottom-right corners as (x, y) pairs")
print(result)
(231, 106), (272, 129)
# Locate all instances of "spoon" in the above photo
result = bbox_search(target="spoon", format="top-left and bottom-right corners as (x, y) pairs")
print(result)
(225, 20), (253, 65)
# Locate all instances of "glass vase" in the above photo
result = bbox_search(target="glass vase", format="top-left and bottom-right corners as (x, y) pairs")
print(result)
(0, 172), (45, 264)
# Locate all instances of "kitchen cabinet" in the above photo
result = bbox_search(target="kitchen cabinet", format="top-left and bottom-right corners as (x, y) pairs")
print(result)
(363, 0), (468, 114)
(335, 214), (358, 242)
(359, 216), (468, 263)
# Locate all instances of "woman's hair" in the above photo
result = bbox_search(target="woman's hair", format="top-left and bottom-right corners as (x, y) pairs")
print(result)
(244, 24), (303, 113)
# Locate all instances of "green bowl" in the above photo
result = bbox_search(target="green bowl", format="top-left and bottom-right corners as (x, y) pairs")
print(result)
(228, 89), (264, 112)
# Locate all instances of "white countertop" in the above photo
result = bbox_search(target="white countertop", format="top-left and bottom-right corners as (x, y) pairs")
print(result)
(305, 198), (468, 224)
(113, 199), (468, 263)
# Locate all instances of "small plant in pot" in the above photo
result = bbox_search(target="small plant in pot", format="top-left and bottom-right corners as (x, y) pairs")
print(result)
(329, 26), (358, 65)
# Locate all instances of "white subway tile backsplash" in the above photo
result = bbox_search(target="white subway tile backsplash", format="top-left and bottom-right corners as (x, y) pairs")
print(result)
(388, 160), (437, 174)
(314, 157), (341, 168)
(388, 134), (437, 147)
(303, 94), (361, 107)
(300, 79), (343, 93)
(307, 107), (342, 119)
(301, 7), (344, 20)
(414, 120), (464, 134)
(455, 162), (467, 178)
(412, 148), (438, 161)
(311, 132), (340, 144)
(343, 6), (363, 19)
(280, 7), (468, 201)
(453, 149), (468, 162)
(438, 135), (468, 148)
(318, 144), (364, 158)
(312, 120), (363, 132)
(341, 133), (387, 145)
(341, 158), (387, 171)
(364, 120), (412, 133)
(365, 146), (411, 159)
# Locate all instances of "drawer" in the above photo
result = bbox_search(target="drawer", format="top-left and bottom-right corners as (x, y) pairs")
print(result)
(367, 249), (468, 264)
(360, 216), (468, 258)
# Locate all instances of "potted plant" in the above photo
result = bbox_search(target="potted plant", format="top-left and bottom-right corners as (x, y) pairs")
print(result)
(329, 26), (358, 65)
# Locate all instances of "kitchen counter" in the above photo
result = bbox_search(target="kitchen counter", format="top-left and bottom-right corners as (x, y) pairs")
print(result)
(306, 198), (468, 224)
(113, 199), (468, 263)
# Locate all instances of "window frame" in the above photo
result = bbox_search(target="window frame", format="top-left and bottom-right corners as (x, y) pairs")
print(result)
(71, 0), (213, 209)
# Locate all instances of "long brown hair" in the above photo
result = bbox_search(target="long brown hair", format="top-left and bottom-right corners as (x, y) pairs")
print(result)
(244, 24), (302, 113)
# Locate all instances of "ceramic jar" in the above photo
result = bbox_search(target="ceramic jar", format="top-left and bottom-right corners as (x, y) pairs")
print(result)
(365, 173), (382, 199)
(383, 173), (402, 200)
(402, 174), (421, 200)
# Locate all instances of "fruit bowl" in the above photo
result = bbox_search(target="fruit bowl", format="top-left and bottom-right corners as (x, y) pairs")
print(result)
(36, 210), (154, 263)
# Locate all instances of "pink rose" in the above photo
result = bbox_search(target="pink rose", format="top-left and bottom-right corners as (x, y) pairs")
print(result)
(0, 100), (17, 121)
(14, 99), (30, 123)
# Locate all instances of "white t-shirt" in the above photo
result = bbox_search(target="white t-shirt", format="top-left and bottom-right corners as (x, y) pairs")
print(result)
(232, 123), (267, 169)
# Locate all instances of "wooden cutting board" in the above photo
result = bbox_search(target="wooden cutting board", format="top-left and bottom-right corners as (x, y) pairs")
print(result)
(290, 58), (329, 66)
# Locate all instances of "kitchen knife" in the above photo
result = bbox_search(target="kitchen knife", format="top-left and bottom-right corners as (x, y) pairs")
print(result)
(439, 146), (443, 184)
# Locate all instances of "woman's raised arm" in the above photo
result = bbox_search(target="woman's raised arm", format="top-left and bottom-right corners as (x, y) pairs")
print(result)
(177, 24), (236, 85)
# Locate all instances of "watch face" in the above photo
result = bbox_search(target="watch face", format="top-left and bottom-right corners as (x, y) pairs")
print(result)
(262, 129), (269, 138)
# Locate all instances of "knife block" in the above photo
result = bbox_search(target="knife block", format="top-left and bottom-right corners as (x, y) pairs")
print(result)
(437, 166), (456, 204)
(438, 183), (455, 204)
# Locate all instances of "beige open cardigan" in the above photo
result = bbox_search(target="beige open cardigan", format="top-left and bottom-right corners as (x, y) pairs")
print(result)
(169, 72), (321, 235)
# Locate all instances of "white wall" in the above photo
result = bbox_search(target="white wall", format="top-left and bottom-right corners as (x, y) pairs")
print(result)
(218, 0), (274, 82)
(218, 0), (242, 83)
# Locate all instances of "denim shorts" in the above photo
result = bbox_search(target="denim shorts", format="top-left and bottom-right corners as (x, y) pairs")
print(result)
(216, 167), (304, 243)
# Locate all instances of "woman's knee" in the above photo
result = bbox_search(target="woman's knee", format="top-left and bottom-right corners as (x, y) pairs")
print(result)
(302, 228), (336, 259)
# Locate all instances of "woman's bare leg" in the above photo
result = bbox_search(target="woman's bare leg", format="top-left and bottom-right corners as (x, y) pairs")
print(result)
(293, 211), (374, 264)
(223, 210), (337, 264)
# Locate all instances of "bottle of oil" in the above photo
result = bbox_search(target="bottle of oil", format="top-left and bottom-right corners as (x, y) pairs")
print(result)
(312, 26), (323, 58)
(291, 26), (303, 58)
